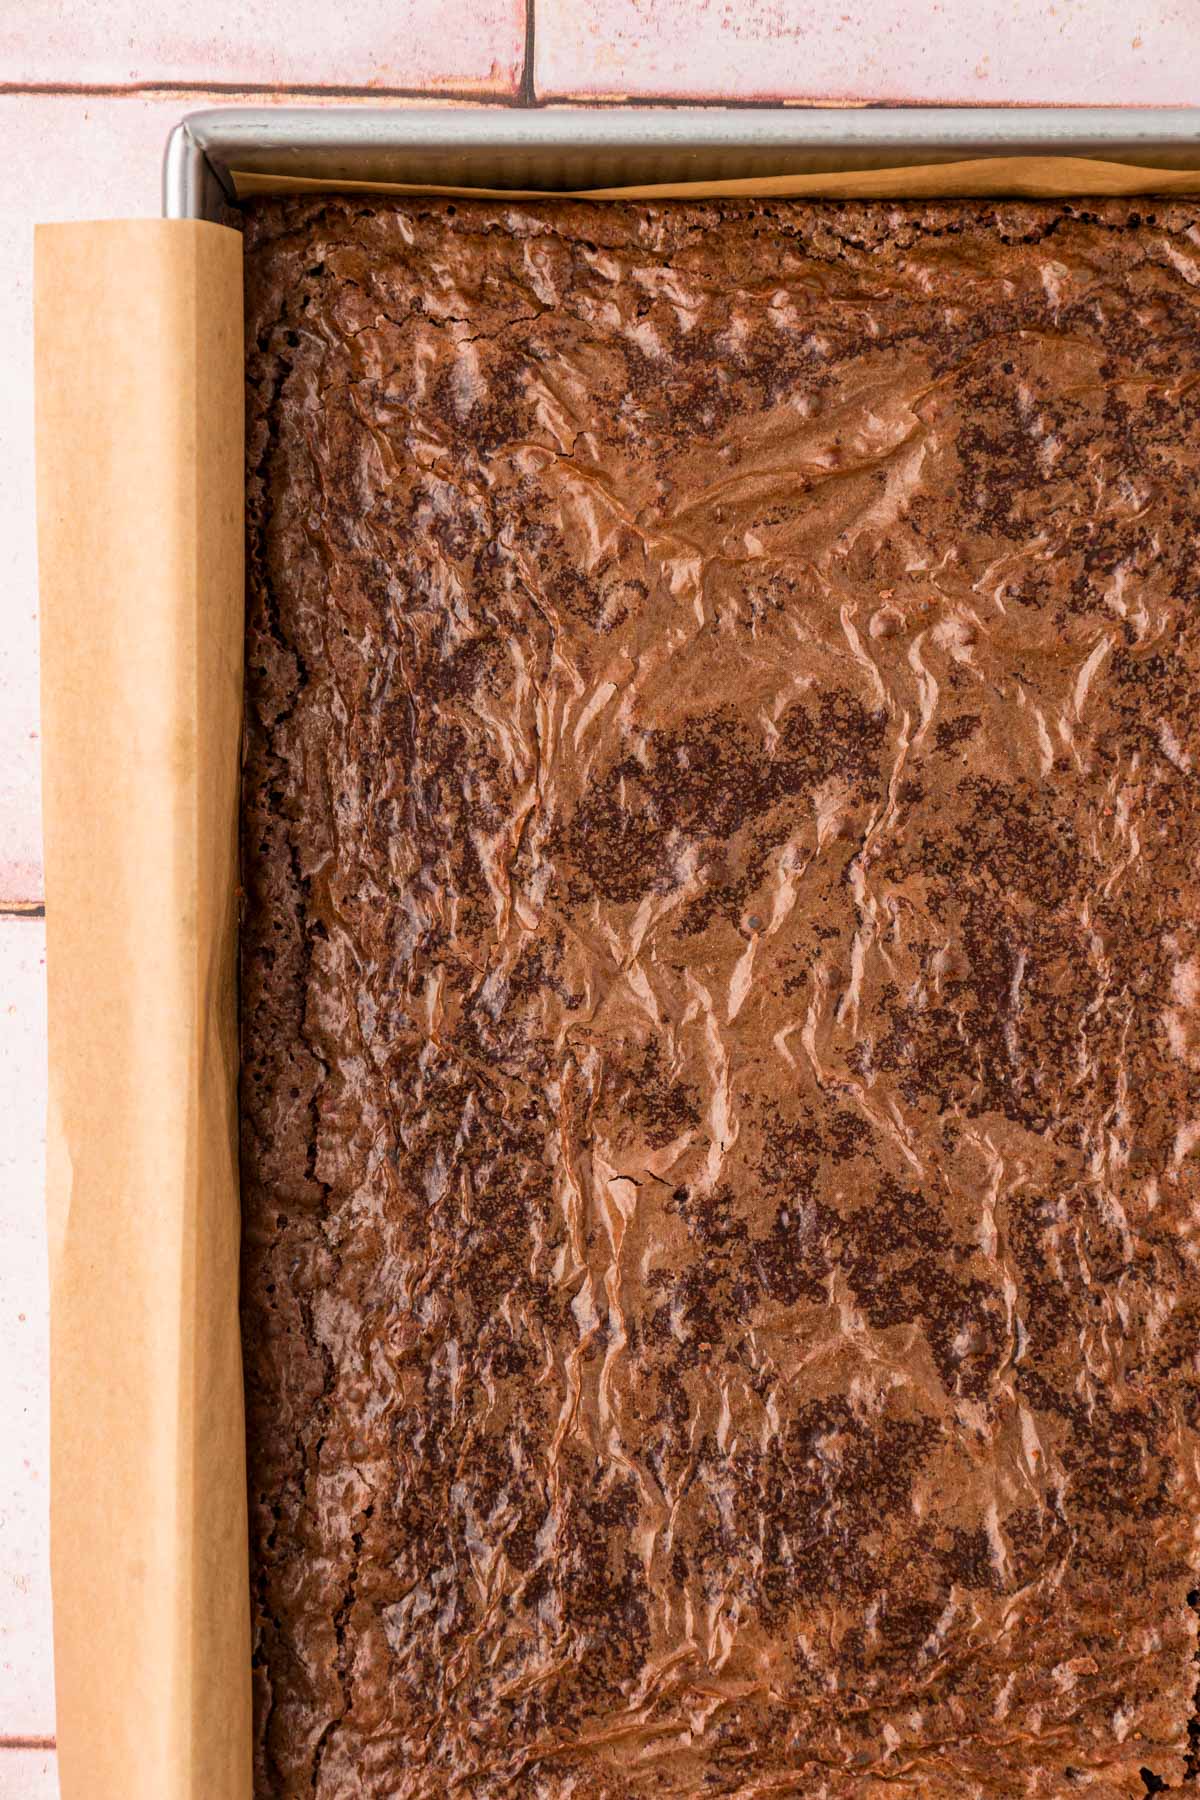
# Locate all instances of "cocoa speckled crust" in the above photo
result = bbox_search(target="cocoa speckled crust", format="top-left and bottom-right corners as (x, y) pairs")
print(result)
(240, 194), (1200, 1798)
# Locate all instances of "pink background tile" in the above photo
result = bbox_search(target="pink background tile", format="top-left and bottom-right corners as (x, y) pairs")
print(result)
(0, 0), (525, 94)
(0, 1747), (58, 1800)
(0, 920), (52, 1738)
(537, 0), (1200, 104)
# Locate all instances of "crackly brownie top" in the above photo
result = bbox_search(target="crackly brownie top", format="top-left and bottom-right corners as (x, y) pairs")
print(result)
(240, 193), (1200, 1797)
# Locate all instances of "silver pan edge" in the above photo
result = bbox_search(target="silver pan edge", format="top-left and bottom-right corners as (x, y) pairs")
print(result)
(162, 104), (1200, 223)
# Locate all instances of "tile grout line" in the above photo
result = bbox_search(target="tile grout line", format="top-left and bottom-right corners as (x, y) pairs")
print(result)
(519, 0), (536, 106)
(0, 77), (919, 109)
(0, 78), (526, 101)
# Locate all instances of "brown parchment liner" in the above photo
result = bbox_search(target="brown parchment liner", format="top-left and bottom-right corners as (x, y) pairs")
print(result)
(234, 154), (1200, 201)
(31, 153), (1200, 1800)
(35, 220), (248, 1800)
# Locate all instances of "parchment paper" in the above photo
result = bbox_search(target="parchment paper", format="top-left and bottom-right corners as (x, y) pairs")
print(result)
(234, 153), (1200, 201)
(35, 219), (249, 1800)
(31, 155), (1200, 1800)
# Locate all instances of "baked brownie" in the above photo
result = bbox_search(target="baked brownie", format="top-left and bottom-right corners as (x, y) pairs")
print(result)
(241, 194), (1200, 1797)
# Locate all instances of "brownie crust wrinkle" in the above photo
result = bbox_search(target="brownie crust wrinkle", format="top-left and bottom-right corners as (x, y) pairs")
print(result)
(240, 194), (1200, 1798)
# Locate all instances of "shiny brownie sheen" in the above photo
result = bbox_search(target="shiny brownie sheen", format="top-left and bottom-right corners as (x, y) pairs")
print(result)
(240, 193), (1200, 1797)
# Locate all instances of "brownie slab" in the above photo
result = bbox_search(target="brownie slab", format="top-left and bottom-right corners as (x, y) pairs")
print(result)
(241, 194), (1200, 1797)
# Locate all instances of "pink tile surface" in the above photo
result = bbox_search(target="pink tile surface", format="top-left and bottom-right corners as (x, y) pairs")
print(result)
(0, 1748), (58, 1799)
(0, 0), (525, 94)
(0, 918), (53, 1738)
(536, 0), (1200, 103)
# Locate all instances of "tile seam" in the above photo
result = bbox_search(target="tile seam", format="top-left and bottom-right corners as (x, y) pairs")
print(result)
(0, 79), (523, 101)
(519, 0), (536, 105)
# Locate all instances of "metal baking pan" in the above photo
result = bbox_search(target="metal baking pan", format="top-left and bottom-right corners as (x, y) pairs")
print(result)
(163, 104), (1200, 223)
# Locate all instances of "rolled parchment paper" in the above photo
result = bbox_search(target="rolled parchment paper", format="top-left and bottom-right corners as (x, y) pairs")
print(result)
(35, 219), (249, 1800)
